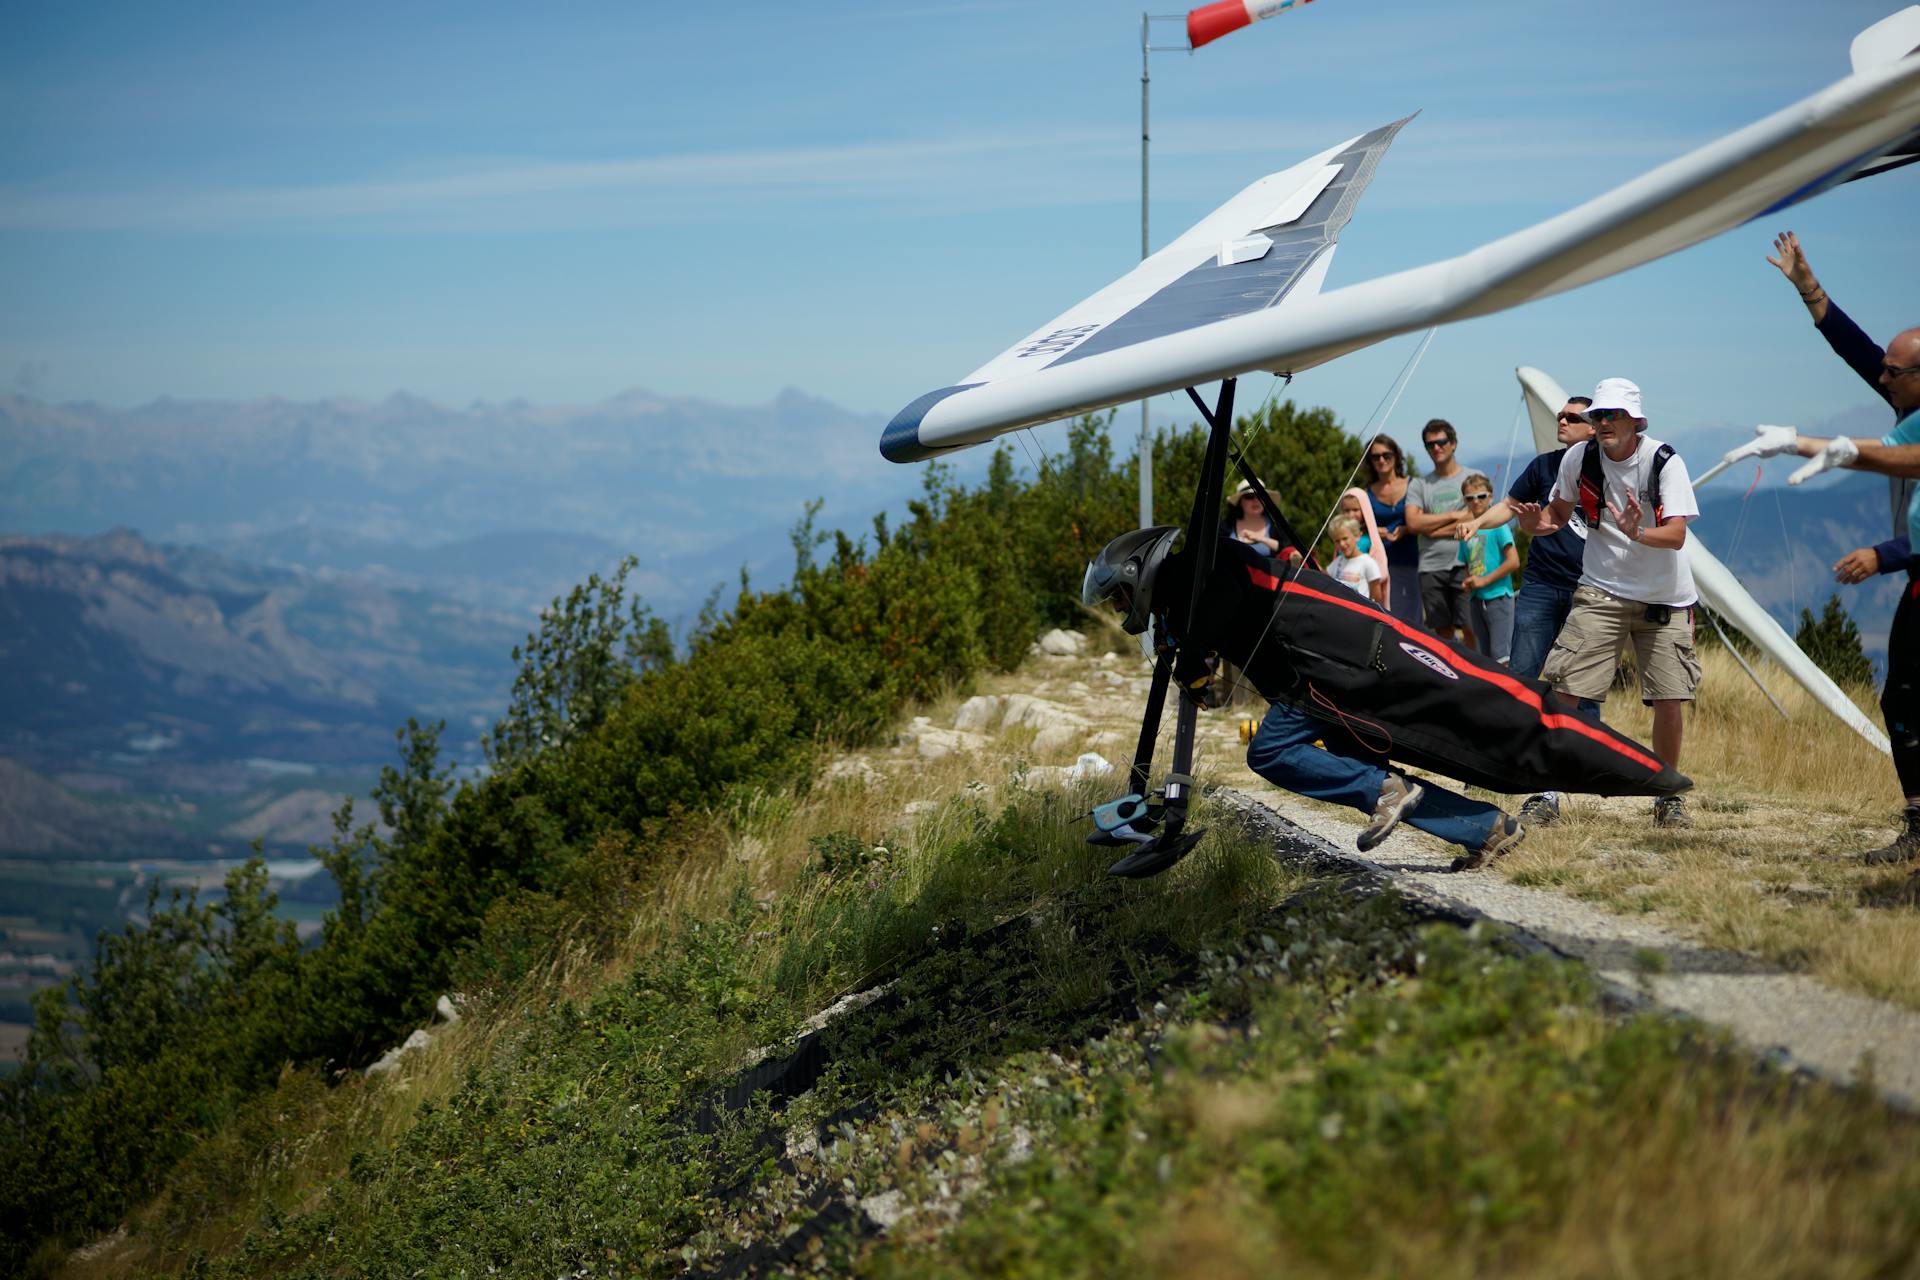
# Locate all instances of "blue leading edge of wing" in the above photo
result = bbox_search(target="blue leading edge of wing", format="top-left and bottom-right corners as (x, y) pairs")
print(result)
(880, 384), (981, 463)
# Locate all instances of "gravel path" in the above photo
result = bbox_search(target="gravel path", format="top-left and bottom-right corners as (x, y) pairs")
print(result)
(1212, 785), (1920, 1111)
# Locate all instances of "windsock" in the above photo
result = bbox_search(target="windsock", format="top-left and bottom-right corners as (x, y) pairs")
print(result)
(1187, 0), (1316, 50)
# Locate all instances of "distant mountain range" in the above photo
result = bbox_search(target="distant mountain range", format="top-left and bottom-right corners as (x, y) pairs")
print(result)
(0, 528), (523, 767)
(0, 388), (900, 619)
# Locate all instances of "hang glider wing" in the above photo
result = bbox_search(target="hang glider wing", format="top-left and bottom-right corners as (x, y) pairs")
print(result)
(1516, 365), (1565, 456)
(882, 10), (1920, 463)
(1512, 365), (1892, 757)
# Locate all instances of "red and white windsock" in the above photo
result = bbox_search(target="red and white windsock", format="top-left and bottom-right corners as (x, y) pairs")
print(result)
(1186, 0), (1317, 50)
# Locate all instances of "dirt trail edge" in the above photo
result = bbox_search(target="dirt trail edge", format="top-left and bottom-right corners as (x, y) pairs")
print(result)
(1214, 787), (1920, 1111)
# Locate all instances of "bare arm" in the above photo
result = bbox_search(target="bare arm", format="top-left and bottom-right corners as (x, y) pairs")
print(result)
(1402, 503), (1470, 536)
(1510, 495), (1573, 536)
(1452, 498), (1517, 540)
(1611, 489), (1689, 550)
(1767, 230), (1829, 324)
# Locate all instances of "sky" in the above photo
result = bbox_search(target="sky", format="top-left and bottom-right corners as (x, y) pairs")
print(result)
(3, 0), (1918, 485)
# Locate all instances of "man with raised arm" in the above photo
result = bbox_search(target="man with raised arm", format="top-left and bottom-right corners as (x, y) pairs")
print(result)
(1513, 378), (1702, 829)
(1759, 231), (1912, 585)
(1723, 259), (1920, 865)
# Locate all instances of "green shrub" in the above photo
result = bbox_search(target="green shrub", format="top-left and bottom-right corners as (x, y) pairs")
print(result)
(1795, 593), (1875, 687)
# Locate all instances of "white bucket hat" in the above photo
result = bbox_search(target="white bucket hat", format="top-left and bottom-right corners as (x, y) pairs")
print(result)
(1585, 377), (1644, 422)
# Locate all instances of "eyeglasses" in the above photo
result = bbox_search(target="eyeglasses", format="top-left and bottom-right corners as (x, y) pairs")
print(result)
(1423, 438), (1452, 451)
(1367, 451), (1394, 461)
(1586, 408), (1631, 424)
(1463, 493), (1492, 502)
(1883, 361), (1920, 380)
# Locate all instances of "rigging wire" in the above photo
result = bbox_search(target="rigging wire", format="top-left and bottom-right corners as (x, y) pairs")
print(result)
(1499, 390), (1527, 499)
(1775, 486), (1799, 621)
(1215, 327), (1439, 702)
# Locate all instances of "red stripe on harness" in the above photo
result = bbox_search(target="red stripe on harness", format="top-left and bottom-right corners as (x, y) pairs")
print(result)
(1247, 565), (1281, 592)
(1279, 580), (1666, 774)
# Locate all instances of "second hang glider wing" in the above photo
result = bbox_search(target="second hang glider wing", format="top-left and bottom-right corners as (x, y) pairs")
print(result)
(881, 8), (1920, 464)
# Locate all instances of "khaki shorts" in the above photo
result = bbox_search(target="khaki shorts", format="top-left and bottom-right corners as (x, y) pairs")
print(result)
(1539, 584), (1702, 705)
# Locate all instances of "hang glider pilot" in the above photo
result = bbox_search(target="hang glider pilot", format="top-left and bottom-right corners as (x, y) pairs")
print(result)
(1512, 378), (1702, 831)
(1723, 259), (1920, 867)
(1082, 527), (1527, 871)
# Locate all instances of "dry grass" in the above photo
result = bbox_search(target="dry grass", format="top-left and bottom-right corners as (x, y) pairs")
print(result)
(1488, 646), (1920, 1007)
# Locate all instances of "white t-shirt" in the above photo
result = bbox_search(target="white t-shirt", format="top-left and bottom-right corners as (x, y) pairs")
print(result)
(1329, 551), (1383, 599)
(1550, 435), (1699, 607)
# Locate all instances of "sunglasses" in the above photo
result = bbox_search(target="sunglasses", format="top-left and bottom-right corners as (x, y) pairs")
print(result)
(1557, 411), (1588, 423)
(1883, 361), (1920, 380)
(1463, 492), (1492, 502)
(1367, 450), (1394, 461)
(1423, 438), (1452, 451)
(1586, 407), (1631, 424)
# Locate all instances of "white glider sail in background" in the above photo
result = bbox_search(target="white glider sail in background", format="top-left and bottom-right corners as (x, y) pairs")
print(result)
(880, 8), (1920, 465)
(1514, 366), (1892, 756)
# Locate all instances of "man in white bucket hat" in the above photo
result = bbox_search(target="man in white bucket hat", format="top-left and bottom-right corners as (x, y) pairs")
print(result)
(1511, 377), (1703, 829)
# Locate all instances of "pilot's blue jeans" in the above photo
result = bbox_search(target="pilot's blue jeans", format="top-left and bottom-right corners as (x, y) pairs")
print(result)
(1245, 702), (1503, 852)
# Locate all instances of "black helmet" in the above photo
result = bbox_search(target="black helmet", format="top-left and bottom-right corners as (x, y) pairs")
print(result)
(1082, 525), (1181, 635)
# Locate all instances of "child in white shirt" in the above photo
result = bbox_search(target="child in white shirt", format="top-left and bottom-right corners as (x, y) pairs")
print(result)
(1327, 516), (1386, 605)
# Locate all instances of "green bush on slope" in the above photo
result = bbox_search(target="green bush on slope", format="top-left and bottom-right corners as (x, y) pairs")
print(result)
(0, 403), (1366, 1271)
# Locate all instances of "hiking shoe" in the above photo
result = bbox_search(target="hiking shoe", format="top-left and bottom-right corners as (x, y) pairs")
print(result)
(1450, 815), (1525, 872)
(1357, 774), (1425, 852)
(1652, 795), (1692, 829)
(1862, 807), (1920, 866)
(1518, 792), (1561, 826)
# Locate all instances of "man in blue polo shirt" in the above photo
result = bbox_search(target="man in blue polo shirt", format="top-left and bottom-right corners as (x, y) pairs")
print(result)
(1727, 320), (1920, 867)
(1455, 393), (1600, 823)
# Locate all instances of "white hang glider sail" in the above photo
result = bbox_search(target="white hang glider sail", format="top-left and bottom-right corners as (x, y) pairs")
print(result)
(1514, 365), (1892, 756)
(881, 8), (1920, 464)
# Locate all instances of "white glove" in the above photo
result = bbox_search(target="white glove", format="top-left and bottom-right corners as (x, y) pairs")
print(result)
(1788, 435), (1861, 485)
(1721, 424), (1800, 466)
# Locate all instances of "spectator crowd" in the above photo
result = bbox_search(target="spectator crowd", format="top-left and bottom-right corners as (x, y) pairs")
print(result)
(1216, 230), (1915, 864)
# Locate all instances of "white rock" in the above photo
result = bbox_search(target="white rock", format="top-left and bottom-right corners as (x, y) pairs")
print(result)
(1065, 681), (1090, 696)
(1070, 753), (1114, 778)
(1002, 694), (1087, 734)
(824, 757), (880, 785)
(1038, 629), (1085, 655)
(916, 727), (989, 760)
(1032, 724), (1083, 754)
(434, 994), (463, 1026)
(903, 800), (939, 816)
(860, 1189), (911, 1228)
(364, 1027), (435, 1078)
(953, 694), (1005, 734)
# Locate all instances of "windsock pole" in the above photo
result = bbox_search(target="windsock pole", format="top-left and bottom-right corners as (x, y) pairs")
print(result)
(1136, 0), (1323, 538)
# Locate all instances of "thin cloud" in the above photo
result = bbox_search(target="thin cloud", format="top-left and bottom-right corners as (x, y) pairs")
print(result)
(0, 130), (1122, 232)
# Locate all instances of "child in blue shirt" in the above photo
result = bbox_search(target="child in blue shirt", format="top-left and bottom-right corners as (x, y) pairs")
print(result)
(1455, 473), (1518, 663)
